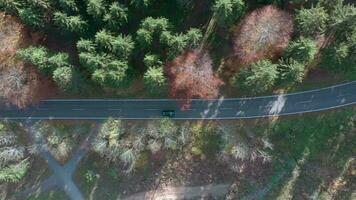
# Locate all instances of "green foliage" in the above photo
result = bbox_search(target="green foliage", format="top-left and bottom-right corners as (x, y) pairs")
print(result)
(78, 30), (133, 88)
(278, 58), (306, 84)
(57, 0), (78, 12)
(52, 66), (76, 93)
(284, 37), (317, 64)
(84, 170), (97, 183)
(143, 66), (166, 93)
(190, 123), (222, 159)
(185, 28), (203, 49)
(104, 2), (128, 29)
(53, 12), (87, 34)
(212, 0), (246, 27)
(87, 0), (106, 18)
(17, 46), (52, 74)
(232, 59), (278, 94)
(18, 8), (44, 28)
(18, 46), (80, 93)
(143, 54), (162, 68)
(295, 6), (329, 36)
(320, 2), (356, 72)
(0, 159), (30, 183)
(136, 17), (170, 48)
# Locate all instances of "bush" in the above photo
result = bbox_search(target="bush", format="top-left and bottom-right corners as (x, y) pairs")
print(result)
(233, 5), (293, 64)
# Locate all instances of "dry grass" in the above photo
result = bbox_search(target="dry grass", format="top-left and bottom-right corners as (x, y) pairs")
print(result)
(0, 12), (57, 108)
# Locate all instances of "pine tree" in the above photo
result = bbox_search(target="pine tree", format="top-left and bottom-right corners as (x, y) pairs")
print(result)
(295, 6), (329, 36)
(213, 0), (246, 27)
(278, 58), (305, 84)
(143, 66), (166, 92)
(284, 37), (317, 64)
(53, 12), (87, 34)
(232, 59), (278, 94)
(104, 2), (128, 28)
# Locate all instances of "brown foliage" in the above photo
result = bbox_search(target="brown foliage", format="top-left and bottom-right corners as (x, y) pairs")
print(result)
(233, 5), (293, 65)
(0, 12), (56, 108)
(165, 49), (223, 109)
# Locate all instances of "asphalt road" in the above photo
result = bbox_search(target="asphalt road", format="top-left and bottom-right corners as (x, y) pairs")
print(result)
(1, 81), (356, 120)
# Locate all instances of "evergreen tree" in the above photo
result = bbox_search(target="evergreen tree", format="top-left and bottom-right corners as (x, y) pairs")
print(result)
(18, 8), (44, 28)
(53, 12), (87, 34)
(87, 0), (106, 18)
(143, 66), (166, 92)
(52, 66), (75, 93)
(278, 58), (305, 83)
(295, 6), (329, 36)
(104, 2), (128, 29)
(17, 46), (53, 74)
(143, 54), (162, 68)
(232, 59), (278, 94)
(212, 0), (246, 27)
(136, 17), (170, 48)
(284, 37), (318, 64)
(185, 28), (203, 49)
(58, 0), (78, 12)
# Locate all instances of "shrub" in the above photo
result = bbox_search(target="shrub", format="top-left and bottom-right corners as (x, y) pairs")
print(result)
(233, 5), (293, 64)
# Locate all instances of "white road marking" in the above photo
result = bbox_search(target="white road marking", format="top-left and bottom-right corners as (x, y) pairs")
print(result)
(221, 108), (233, 110)
(295, 100), (312, 105)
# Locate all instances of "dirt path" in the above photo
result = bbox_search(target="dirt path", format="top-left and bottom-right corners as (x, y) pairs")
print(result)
(124, 184), (229, 200)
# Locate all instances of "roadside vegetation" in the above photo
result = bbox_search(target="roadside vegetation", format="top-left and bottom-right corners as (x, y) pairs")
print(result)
(73, 109), (355, 199)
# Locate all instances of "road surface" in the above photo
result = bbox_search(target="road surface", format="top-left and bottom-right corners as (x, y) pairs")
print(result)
(1, 81), (356, 120)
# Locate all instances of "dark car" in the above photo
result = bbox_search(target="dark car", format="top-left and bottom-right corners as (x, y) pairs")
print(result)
(161, 110), (175, 118)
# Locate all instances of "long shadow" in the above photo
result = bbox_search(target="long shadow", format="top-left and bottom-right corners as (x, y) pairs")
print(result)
(262, 109), (355, 199)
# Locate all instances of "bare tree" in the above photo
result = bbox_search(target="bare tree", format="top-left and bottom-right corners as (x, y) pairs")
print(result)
(165, 49), (223, 109)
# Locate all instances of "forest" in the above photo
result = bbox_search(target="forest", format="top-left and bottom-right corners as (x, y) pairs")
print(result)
(0, 0), (355, 108)
(0, 0), (355, 200)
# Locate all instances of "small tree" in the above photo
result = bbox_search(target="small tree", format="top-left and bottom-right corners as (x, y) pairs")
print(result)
(232, 59), (278, 94)
(86, 0), (106, 18)
(53, 12), (87, 34)
(143, 66), (166, 93)
(185, 28), (203, 49)
(104, 2), (128, 28)
(17, 46), (53, 74)
(284, 37), (318, 64)
(278, 58), (305, 84)
(295, 6), (329, 36)
(212, 0), (246, 27)
(52, 66), (75, 93)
